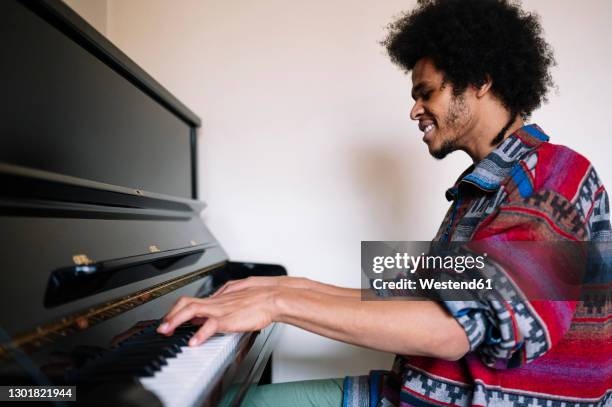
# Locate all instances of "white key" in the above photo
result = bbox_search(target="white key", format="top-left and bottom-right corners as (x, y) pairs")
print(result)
(140, 332), (242, 407)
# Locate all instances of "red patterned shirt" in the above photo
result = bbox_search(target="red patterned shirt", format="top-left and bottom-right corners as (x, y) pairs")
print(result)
(344, 124), (611, 406)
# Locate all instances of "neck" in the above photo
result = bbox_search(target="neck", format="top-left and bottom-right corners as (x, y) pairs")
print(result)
(463, 113), (524, 163)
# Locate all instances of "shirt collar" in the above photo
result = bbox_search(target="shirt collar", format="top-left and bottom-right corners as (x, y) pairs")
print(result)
(445, 124), (549, 201)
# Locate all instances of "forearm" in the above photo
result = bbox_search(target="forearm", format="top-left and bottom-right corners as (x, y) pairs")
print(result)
(274, 288), (469, 360)
(159, 280), (468, 359)
(211, 276), (361, 300)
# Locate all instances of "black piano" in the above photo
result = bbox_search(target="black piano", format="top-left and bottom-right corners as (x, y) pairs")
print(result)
(0, 0), (286, 405)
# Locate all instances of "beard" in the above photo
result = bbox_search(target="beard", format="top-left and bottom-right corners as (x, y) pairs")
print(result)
(431, 139), (456, 159)
(429, 92), (470, 160)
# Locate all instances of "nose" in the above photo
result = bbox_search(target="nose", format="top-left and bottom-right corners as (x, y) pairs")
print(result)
(410, 100), (424, 121)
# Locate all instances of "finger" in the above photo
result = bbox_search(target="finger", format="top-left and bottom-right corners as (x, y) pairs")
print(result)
(162, 296), (193, 322)
(158, 303), (205, 335)
(188, 318), (219, 346)
(188, 312), (248, 347)
(213, 312), (248, 333)
(160, 297), (236, 334)
(163, 296), (203, 324)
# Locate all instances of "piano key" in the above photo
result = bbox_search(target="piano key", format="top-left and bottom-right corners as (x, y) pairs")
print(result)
(131, 345), (180, 358)
(139, 332), (242, 407)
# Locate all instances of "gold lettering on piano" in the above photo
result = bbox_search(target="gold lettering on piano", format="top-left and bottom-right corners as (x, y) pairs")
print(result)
(149, 245), (160, 253)
(0, 262), (226, 361)
(72, 254), (93, 265)
(76, 317), (89, 330)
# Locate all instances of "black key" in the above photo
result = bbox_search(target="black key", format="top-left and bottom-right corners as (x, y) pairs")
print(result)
(119, 343), (180, 358)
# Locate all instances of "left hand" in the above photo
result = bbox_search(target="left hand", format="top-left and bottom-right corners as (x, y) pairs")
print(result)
(156, 286), (281, 346)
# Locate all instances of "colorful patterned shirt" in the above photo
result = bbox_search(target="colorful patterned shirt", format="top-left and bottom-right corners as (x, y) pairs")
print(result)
(344, 124), (611, 407)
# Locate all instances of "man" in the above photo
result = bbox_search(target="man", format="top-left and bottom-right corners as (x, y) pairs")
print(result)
(158, 0), (611, 405)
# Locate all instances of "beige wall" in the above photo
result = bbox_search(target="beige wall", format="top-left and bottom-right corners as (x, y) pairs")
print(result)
(64, 0), (612, 382)
(63, 0), (108, 35)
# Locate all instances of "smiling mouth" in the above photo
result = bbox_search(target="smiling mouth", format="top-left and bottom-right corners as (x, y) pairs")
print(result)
(422, 123), (436, 142)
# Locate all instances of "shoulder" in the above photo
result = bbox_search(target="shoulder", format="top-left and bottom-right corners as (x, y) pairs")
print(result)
(528, 143), (608, 225)
(506, 140), (605, 203)
(532, 142), (601, 203)
(496, 141), (609, 241)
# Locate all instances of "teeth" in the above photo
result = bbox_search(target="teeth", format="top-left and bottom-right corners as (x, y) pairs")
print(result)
(423, 124), (435, 133)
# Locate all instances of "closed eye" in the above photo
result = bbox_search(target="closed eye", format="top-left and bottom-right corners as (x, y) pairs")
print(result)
(412, 86), (433, 102)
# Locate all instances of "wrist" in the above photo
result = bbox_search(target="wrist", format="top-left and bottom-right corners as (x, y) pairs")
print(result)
(271, 287), (294, 323)
(279, 276), (315, 290)
(292, 276), (316, 290)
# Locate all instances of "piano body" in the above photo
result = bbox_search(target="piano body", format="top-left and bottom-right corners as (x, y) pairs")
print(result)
(0, 0), (286, 405)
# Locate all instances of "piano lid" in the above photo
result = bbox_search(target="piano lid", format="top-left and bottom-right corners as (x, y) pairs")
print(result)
(1, 0), (201, 200)
(0, 0), (224, 340)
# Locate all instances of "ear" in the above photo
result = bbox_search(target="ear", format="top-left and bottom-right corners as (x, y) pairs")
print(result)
(475, 75), (493, 98)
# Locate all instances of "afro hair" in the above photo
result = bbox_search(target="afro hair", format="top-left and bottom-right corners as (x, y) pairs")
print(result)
(383, 0), (556, 119)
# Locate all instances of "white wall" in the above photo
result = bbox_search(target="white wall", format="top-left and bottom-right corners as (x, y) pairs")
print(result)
(66, 0), (612, 382)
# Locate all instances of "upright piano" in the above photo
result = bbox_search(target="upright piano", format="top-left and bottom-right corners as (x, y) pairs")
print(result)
(0, 0), (286, 405)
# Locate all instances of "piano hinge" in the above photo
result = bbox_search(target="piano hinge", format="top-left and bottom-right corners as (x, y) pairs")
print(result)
(72, 254), (93, 266)
(0, 261), (227, 361)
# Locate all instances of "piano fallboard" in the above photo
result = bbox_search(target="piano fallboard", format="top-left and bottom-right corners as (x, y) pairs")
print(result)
(0, 262), (286, 406)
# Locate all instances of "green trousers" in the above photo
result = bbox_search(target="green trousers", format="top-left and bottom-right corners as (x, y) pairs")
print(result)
(240, 378), (344, 407)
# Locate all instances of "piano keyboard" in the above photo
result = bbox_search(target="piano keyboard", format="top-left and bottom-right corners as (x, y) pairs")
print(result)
(70, 322), (242, 406)
(140, 332), (241, 406)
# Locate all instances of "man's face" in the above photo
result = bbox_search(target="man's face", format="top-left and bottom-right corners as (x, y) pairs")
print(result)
(410, 58), (474, 159)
